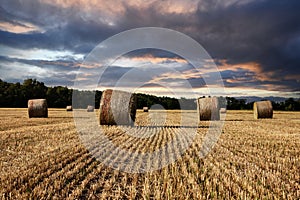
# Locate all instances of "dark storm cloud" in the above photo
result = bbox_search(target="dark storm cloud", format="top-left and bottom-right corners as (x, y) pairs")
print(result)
(1, 0), (63, 26)
(0, 21), (112, 55)
(0, 1), (118, 53)
(192, 0), (300, 76)
(116, 0), (300, 92)
(0, 6), (26, 26)
(0, 30), (49, 49)
(2, 0), (300, 68)
(0, 0), (299, 94)
(220, 69), (300, 92)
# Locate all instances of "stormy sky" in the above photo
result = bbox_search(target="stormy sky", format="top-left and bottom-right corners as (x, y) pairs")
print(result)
(0, 0), (299, 98)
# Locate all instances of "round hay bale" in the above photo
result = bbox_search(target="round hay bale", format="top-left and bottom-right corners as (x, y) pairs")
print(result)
(66, 105), (73, 111)
(99, 89), (136, 125)
(143, 107), (149, 112)
(253, 100), (273, 119)
(220, 108), (227, 113)
(87, 105), (94, 112)
(28, 99), (48, 118)
(197, 97), (220, 121)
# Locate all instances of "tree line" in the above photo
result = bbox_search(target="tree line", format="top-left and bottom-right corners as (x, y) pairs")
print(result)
(0, 79), (299, 111)
(0, 79), (193, 109)
(224, 97), (300, 111)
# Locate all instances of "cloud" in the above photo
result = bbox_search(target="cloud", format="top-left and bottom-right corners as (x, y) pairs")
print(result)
(0, 1), (117, 53)
(0, 45), (84, 61)
(0, 0), (299, 96)
(0, 55), (78, 85)
(192, 0), (300, 80)
(0, 6), (43, 34)
(0, 21), (43, 34)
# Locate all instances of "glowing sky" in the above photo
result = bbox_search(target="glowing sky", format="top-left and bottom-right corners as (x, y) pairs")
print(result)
(0, 0), (299, 98)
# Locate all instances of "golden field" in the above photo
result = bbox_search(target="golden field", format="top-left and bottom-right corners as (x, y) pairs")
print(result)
(0, 108), (299, 199)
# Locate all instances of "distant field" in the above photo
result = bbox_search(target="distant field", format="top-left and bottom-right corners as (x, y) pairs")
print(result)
(0, 108), (299, 199)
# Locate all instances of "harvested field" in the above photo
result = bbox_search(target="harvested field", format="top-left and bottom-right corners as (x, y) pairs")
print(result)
(0, 108), (299, 199)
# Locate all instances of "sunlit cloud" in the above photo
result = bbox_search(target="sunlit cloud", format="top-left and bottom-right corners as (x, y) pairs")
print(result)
(283, 74), (300, 81)
(217, 59), (281, 82)
(0, 21), (43, 34)
(111, 55), (187, 68)
(149, 70), (200, 85)
(0, 45), (84, 61)
(0, 61), (50, 80)
(43, 0), (198, 15)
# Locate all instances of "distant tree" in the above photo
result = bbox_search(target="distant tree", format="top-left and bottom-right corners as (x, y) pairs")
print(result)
(46, 86), (71, 107)
(22, 79), (47, 99)
(284, 98), (296, 111)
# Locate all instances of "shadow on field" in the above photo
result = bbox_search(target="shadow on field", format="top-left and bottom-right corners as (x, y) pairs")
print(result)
(50, 116), (75, 119)
(134, 125), (210, 128)
(225, 119), (244, 121)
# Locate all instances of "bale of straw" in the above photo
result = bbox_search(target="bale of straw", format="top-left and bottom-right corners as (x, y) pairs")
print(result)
(253, 100), (273, 119)
(28, 99), (48, 118)
(66, 105), (73, 111)
(220, 108), (227, 113)
(143, 107), (149, 112)
(197, 97), (220, 121)
(99, 89), (136, 125)
(87, 105), (94, 112)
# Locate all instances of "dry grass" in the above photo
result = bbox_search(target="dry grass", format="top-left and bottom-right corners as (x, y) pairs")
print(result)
(0, 108), (299, 199)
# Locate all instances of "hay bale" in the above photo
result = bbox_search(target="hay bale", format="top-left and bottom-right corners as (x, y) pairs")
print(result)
(99, 89), (136, 125)
(66, 105), (73, 111)
(28, 99), (48, 118)
(143, 107), (149, 112)
(220, 108), (227, 113)
(197, 97), (220, 121)
(253, 100), (273, 119)
(87, 105), (94, 112)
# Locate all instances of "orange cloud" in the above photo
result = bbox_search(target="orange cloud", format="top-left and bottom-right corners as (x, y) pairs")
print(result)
(218, 59), (261, 73)
(217, 59), (280, 82)
(77, 62), (102, 69)
(0, 21), (43, 34)
(42, 0), (197, 22)
(284, 74), (300, 81)
(148, 70), (198, 84)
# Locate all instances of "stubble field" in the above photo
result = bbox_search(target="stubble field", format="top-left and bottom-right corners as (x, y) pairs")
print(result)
(0, 108), (299, 199)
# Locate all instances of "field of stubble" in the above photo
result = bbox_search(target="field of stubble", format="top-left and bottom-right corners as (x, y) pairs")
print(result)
(0, 108), (299, 199)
